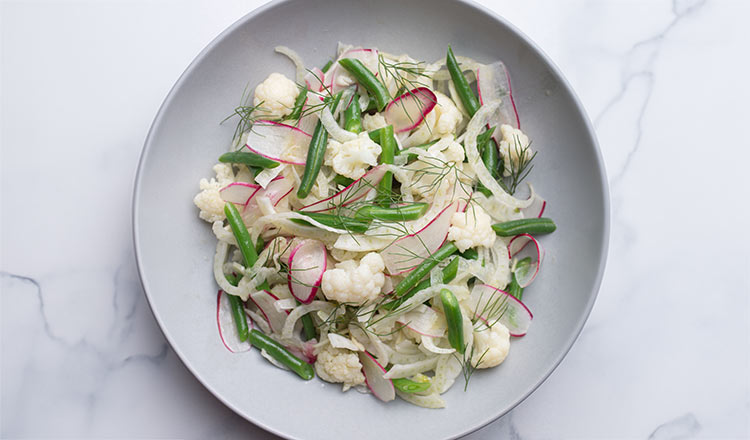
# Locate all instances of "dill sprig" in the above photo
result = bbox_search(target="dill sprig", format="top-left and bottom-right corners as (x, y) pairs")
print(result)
(377, 54), (436, 130)
(455, 343), (489, 391)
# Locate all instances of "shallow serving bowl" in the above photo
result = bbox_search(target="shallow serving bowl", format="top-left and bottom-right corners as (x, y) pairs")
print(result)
(133, 0), (609, 438)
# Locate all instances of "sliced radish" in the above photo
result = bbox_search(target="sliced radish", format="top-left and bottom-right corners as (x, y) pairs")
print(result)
(521, 194), (546, 219)
(326, 48), (379, 93)
(384, 87), (437, 133)
(287, 239), (327, 304)
(248, 290), (288, 334)
(301, 165), (387, 213)
(469, 284), (533, 337)
(287, 339), (318, 364)
(303, 67), (325, 92)
(241, 176), (294, 224)
(381, 201), (460, 275)
(476, 61), (520, 129)
(508, 234), (544, 288)
(216, 290), (251, 353)
(295, 94), (323, 134)
(359, 351), (395, 402)
(219, 182), (260, 205)
(244, 120), (311, 165)
(396, 304), (443, 338)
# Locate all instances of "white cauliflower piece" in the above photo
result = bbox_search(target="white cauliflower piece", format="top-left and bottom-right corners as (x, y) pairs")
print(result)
(253, 73), (299, 119)
(321, 253), (385, 305)
(193, 163), (234, 222)
(442, 140), (465, 164)
(471, 323), (511, 368)
(448, 205), (496, 252)
(498, 124), (533, 176)
(315, 345), (365, 390)
(431, 91), (463, 137)
(324, 132), (381, 180)
(362, 113), (387, 132)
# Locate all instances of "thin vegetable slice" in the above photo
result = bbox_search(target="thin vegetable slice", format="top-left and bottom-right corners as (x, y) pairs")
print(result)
(300, 165), (387, 213)
(219, 182), (260, 205)
(248, 290), (288, 334)
(359, 351), (395, 402)
(241, 176), (294, 224)
(469, 283), (533, 337)
(476, 61), (520, 128)
(326, 48), (379, 93)
(244, 120), (311, 165)
(396, 305), (443, 338)
(303, 67), (325, 92)
(287, 239), (327, 304)
(508, 233), (544, 288)
(216, 290), (251, 353)
(384, 87), (437, 133)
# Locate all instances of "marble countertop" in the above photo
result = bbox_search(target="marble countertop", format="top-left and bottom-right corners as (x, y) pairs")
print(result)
(2, 0), (748, 438)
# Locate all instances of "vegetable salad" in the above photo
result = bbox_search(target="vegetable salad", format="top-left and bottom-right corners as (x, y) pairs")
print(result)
(194, 43), (555, 408)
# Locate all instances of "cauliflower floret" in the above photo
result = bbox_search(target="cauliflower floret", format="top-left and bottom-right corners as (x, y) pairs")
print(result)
(362, 113), (387, 132)
(321, 253), (385, 305)
(442, 140), (465, 164)
(315, 345), (365, 390)
(447, 205), (496, 252)
(432, 91), (463, 137)
(498, 124), (533, 176)
(471, 323), (511, 368)
(324, 132), (382, 180)
(193, 163), (234, 222)
(253, 73), (299, 119)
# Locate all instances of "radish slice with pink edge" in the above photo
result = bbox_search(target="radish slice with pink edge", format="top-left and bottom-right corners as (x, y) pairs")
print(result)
(301, 165), (387, 212)
(219, 182), (260, 205)
(303, 67), (325, 92)
(359, 351), (395, 402)
(287, 340), (317, 364)
(384, 87), (437, 133)
(381, 201), (460, 275)
(326, 48), (379, 93)
(295, 96), (321, 140)
(396, 304), (444, 338)
(508, 234), (544, 288)
(216, 290), (251, 353)
(287, 239), (327, 304)
(469, 283), (533, 337)
(477, 61), (520, 129)
(242, 176), (294, 223)
(244, 120), (311, 165)
(521, 193), (546, 219)
(248, 290), (288, 334)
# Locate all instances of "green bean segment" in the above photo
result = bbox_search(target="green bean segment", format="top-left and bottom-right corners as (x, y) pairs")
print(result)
(377, 125), (396, 206)
(248, 330), (315, 380)
(338, 58), (389, 111)
(218, 151), (279, 169)
(332, 174), (354, 187)
(384, 257), (458, 311)
(355, 203), (428, 222)
(392, 377), (431, 393)
(288, 86), (308, 121)
(492, 217), (557, 236)
(297, 93), (342, 198)
(368, 127), (383, 143)
(393, 242), (459, 298)
(295, 212), (370, 234)
(446, 47), (480, 117)
(440, 288), (465, 354)
(344, 92), (363, 133)
(224, 273), (249, 342)
(224, 202), (259, 268)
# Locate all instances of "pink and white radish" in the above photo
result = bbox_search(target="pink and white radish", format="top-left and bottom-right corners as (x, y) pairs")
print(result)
(384, 87), (437, 133)
(247, 290), (289, 334)
(301, 165), (387, 212)
(244, 120), (311, 165)
(303, 67), (325, 92)
(381, 201), (460, 275)
(508, 234), (544, 288)
(241, 176), (294, 224)
(287, 339), (318, 364)
(396, 304), (444, 338)
(287, 239), (328, 304)
(359, 351), (395, 402)
(476, 61), (520, 129)
(219, 182), (260, 205)
(216, 290), (251, 353)
(325, 48), (379, 93)
(469, 283), (533, 337)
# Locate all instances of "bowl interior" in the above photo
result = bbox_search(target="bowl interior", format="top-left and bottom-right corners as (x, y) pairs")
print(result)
(134, 0), (608, 438)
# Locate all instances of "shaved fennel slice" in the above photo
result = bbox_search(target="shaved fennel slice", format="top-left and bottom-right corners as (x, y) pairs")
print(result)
(396, 391), (446, 409)
(421, 336), (455, 354)
(320, 106), (357, 143)
(282, 301), (335, 339)
(333, 234), (393, 252)
(274, 45), (306, 84)
(383, 356), (440, 379)
(249, 211), (349, 244)
(328, 333), (361, 351)
(432, 354), (462, 393)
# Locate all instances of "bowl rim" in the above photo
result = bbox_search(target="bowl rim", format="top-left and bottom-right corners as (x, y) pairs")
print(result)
(132, 0), (610, 438)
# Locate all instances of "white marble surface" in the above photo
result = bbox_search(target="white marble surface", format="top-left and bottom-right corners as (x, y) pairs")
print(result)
(2, 0), (749, 438)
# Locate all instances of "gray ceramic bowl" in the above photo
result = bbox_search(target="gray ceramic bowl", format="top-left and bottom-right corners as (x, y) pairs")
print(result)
(133, 0), (609, 438)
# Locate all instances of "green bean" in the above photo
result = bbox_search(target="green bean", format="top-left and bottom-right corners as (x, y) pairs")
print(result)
(368, 127), (384, 143)
(257, 280), (271, 291)
(218, 151), (279, 169)
(332, 174), (354, 187)
(299, 305), (317, 341)
(287, 86), (308, 121)
(364, 97), (379, 113)
(480, 129), (500, 180)
(393, 242), (459, 298)
(297, 93), (342, 198)
(385, 257), (458, 311)
(446, 46), (480, 117)
(322, 60), (334, 73)
(254, 237), (264, 255)
(377, 125), (396, 206)
(507, 272), (524, 300)
(248, 330), (315, 380)
(338, 58), (389, 111)
(355, 203), (428, 222)
(294, 212), (370, 234)
(440, 288), (465, 354)
(344, 92), (363, 133)
(459, 248), (479, 260)
(492, 217), (557, 236)
(224, 202), (259, 267)
(223, 273), (249, 342)
(392, 377), (431, 393)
